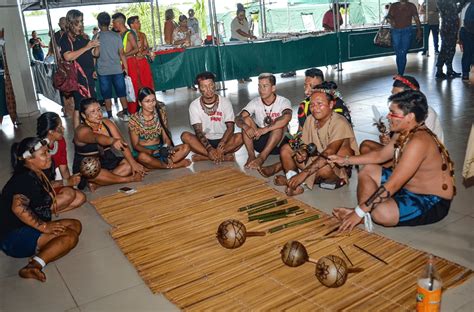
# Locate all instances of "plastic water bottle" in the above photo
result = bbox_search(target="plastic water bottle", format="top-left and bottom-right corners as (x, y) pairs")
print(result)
(416, 255), (442, 312)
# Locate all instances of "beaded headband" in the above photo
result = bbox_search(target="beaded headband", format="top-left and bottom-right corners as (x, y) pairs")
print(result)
(393, 75), (419, 91)
(312, 88), (342, 99)
(19, 138), (49, 160)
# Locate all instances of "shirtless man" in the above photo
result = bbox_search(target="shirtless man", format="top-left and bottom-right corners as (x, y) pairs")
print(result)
(112, 12), (141, 115)
(235, 73), (292, 169)
(127, 15), (155, 90)
(274, 83), (358, 196)
(181, 72), (243, 163)
(330, 90), (453, 232)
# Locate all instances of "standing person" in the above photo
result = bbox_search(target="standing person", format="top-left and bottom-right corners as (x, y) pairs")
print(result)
(95, 12), (130, 121)
(322, 3), (344, 32)
(235, 73), (292, 169)
(331, 91), (453, 232)
(127, 16), (155, 90)
(459, 0), (474, 81)
(129, 87), (191, 169)
(386, 0), (422, 75)
(173, 15), (192, 47)
(435, 0), (462, 78)
(112, 12), (142, 115)
(0, 137), (82, 282)
(37, 112), (86, 213)
(421, 0), (440, 55)
(181, 72), (243, 163)
(92, 27), (99, 38)
(188, 8), (201, 45)
(60, 9), (100, 129)
(53, 17), (74, 118)
(164, 9), (177, 45)
(273, 84), (358, 196)
(29, 31), (47, 61)
(230, 3), (256, 83)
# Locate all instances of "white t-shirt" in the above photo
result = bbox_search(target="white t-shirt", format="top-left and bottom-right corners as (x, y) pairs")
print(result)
(189, 95), (235, 140)
(426, 106), (444, 143)
(241, 95), (292, 128)
(231, 17), (250, 41)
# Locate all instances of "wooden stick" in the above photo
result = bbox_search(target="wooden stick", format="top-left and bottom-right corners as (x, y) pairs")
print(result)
(339, 245), (354, 267)
(238, 197), (278, 211)
(257, 209), (305, 223)
(248, 206), (300, 221)
(268, 214), (320, 233)
(353, 244), (388, 265)
(304, 233), (351, 242)
(247, 199), (288, 215)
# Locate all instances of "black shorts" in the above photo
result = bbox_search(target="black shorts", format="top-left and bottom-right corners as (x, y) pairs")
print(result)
(73, 149), (124, 189)
(254, 132), (289, 155)
(208, 138), (222, 149)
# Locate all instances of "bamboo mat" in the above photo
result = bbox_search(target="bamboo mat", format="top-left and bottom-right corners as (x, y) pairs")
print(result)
(91, 168), (473, 311)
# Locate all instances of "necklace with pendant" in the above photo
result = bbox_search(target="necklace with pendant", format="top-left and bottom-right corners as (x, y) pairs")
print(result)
(200, 95), (219, 115)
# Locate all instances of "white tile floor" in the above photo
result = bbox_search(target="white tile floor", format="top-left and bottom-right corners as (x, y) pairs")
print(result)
(0, 49), (473, 311)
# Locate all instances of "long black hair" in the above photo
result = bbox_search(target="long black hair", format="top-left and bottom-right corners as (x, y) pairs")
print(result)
(11, 137), (44, 173)
(137, 87), (174, 146)
(37, 112), (61, 139)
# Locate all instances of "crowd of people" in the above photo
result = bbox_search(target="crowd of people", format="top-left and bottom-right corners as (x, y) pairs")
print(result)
(1, 1), (465, 284)
(385, 0), (473, 80)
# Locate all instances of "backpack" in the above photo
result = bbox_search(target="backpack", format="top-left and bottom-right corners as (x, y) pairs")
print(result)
(464, 3), (474, 34)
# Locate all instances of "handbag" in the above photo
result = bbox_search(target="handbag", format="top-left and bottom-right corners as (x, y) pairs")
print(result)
(53, 36), (78, 93)
(374, 19), (392, 48)
(124, 75), (136, 102)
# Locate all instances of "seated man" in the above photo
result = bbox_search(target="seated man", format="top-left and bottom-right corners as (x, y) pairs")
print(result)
(330, 90), (453, 232)
(259, 71), (352, 177)
(235, 73), (292, 169)
(274, 83), (359, 196)
(181, 72), (243, 163)
(360, 75), (444, 155)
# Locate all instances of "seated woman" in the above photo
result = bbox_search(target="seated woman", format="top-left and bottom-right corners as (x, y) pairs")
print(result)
(172, 15), (192, 47)
(0, 137), (82, 282)
(73, 98), (146, 190)
(129, 87), (191, 169)
(37, 112), (86, 213)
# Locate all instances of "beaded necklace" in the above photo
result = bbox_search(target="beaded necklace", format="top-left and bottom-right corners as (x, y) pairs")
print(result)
(37, 169), (58, 216)
(135, 110), (162, 141)
(393, 123), (456, 195)
(200, 95), (219, 115)
(85, 119), (103, 134)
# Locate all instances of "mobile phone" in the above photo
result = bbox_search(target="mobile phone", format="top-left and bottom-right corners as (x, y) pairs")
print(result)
(118, 186), (137, 195)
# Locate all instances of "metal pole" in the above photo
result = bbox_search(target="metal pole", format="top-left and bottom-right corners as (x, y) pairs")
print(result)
(335, 0), (343, 71)
(44, 0), (57, 63)
(344, 0), (348, 29)
(262, 0), (267, 36)
(155, 0), (163, 45)
(208, 0), (215, 45)
(211, 0), (226, 93)
(150, 0), (156, 49)
(259, 0), (265, 37)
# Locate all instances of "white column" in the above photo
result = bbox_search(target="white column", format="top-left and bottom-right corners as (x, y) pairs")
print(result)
(0, 0), (39, 117)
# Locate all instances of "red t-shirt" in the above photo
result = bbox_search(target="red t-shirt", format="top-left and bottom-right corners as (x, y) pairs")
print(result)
(322, 10), (343, 31)
(49, 138), (68, 167)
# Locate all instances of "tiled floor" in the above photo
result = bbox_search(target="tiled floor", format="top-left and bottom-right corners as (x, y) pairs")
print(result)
(0, 49), (473, 311)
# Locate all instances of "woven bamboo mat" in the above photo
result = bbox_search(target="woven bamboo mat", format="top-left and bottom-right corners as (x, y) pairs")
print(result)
(91, 168), (473, 311)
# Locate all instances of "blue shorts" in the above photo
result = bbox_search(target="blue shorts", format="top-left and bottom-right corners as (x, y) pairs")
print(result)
(98, 73), (127, 100)
(381, 168), (450, 226)
(0, 226), (42, 258)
